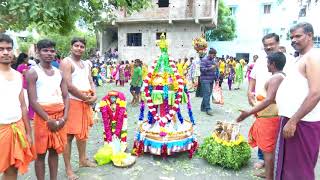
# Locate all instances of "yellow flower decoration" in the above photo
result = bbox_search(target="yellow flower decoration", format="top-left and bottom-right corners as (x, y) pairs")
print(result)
(212, 133), (245, 147)
(116, 99), (127, 107)
(121, 132), (127, 138)
(99, 100), (108, 107)
(160, 127), (168, 133)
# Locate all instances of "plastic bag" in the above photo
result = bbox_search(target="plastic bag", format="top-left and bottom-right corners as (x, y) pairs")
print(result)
(110, 135), (121, 154)
(94, 144), (113, 166)
(212, 83), (224, 105)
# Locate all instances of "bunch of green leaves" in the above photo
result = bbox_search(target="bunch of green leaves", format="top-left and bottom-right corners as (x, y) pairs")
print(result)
(198, 137), (251, 170)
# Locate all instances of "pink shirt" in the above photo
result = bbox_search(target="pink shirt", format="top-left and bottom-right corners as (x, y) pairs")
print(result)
(17, 64), (29, 89)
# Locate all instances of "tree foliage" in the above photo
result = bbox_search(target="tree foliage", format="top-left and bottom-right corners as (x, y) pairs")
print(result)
(0, 0), (152, 34)
(17, 31), (96, 59)
(45, 31), (97, 59)
(206, 0), (236, 41)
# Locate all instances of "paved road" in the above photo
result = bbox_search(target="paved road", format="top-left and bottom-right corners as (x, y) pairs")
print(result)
(19, 81), (320, 180)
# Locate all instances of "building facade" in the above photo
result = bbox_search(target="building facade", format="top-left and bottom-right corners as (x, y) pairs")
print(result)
(297, 0), (320, 48)
(209, 0), (299, 60)
(100, 0), (218, 64)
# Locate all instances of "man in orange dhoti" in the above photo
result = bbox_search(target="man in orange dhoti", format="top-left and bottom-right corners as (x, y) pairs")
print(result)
(26, 39), (69, 180)
(60, 38), (97, 180)
(236, 52), (286, 180)
(0, 34), (35, 180)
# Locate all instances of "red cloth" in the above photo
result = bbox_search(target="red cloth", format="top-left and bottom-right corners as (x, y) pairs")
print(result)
(66, 99), (93, 140)
(34, 103), (67, 154)
(248, 117), (280, 152)
(0, 120), (36, 174)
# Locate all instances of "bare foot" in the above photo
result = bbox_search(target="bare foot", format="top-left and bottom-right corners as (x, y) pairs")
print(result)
(66, 171), (79, 180)
(79, 159), (97, 168)
(254, 171), (266, 178)
(254, 161), (265, 169)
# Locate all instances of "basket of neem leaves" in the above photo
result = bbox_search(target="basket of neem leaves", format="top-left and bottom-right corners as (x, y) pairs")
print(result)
(198, 121), (251, 170)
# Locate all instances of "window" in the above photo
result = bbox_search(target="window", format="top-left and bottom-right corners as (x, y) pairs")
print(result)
(156, 32), (166, 40)
(158, 0), (169, 8)
(314, 36), (320, 48)
(263, 28), (271, 35)
(127, 33), (142, 46)
(299, 7), (306, 17)
(263, 4), (271, 14)
(229, 6), (236, 16)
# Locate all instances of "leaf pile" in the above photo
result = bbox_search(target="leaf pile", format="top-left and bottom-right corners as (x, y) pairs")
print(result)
(198, 136), (251, 170)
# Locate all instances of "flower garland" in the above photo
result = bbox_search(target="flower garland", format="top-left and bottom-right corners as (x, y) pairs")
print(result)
(100, 91), (127, 143)
(139, 101), (145, 121)
(186, 88), (195, 125)
(143, 60), (184, 129)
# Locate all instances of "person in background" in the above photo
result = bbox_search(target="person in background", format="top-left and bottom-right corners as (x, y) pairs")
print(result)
(200, 48), (217, 116)
(124, 60), (131, 83)
(119, 61), (126, 86)
(130, 59), (143, 106)
(245, 55), (258, 82)
(235, 59), (244, 90)
(91, 65), (99, 86)
(16, 53), (35, 121)
(51, 54), (61, 68)
(218, 58), (226, 87)
(227, 63), (235, 91)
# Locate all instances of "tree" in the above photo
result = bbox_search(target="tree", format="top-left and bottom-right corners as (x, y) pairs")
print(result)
(205, 0), (236, 41)
(0, 0), (152, 34)
(16, 31), (96, 59)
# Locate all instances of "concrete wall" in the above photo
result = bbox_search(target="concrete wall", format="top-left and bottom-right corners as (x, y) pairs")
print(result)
(209, 0), (299, 62)
(116, 0), (217, 24)
(117, 22), (201, 64)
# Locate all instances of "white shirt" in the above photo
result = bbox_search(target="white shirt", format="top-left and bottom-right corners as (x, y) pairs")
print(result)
(33, 65), (63, 105)
(276, 48), (320, 122)
(0, 69), (22, 124)
(250, 53), (294, 93)
(67, 58), (91, 101)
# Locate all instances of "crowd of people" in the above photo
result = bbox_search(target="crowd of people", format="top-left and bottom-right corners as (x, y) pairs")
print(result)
(1, 21), (320, 180)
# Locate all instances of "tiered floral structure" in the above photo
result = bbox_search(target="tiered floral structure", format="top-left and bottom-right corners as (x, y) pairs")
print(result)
(132, 34), (198, 158)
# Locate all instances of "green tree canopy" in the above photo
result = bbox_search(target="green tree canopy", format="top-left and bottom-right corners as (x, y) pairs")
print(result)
(206, 0), (236, 41)
(17, 30), (96, 59)
(0, 0), (152, 34)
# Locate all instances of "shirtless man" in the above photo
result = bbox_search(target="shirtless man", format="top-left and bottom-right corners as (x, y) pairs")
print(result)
(60, 37), (97, 180)
(27, 39), (69, 180)
(237, 52), (286, 180)
(0, 33), (34, 180)
(275, 22), (320, 180)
